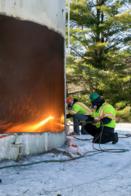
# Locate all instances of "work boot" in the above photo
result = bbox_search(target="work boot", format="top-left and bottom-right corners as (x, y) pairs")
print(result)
(92, 132), (118, 144)
(112, 132), (118, 144)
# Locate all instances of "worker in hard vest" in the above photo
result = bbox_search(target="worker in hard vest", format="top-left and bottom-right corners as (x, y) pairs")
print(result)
(66, 96), (92, 134)
(84, 92), (118, 144)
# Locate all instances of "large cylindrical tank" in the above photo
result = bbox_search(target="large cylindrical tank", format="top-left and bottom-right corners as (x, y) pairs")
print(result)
(0, 0), (65, 160)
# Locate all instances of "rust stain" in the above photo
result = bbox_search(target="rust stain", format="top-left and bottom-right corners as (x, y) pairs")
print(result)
(0, 15), (65, 133)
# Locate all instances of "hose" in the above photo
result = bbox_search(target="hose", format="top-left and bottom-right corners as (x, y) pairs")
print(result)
(0, 149), (101, 170)
(0, 132), (130, 170)
(92, 126), (130, 153)
(74, 132), (130, 153)
(73, 136), (92, 141)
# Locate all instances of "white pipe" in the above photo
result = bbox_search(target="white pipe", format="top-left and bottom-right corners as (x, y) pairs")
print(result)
(44, 133), (48, 151)
(67, 0), (71, 54)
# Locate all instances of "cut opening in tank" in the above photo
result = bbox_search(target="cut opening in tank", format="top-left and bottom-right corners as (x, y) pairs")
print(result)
(0, 14), (65, 133)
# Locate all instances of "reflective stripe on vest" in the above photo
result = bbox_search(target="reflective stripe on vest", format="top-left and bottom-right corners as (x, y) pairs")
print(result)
(93, 102), (116, 128)
(76, 102), (92, 115)
(99, 103), (115, 120)
(73, 102), (92, 115)
(101, 113), (116, 120)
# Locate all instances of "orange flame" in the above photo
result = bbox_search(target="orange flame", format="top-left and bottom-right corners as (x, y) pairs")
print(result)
(0, 114), (65, 133)
(27, 116), (54, 131)
(6, 115), (54, 133)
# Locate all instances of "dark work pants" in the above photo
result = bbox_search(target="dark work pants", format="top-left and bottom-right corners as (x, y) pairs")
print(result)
(73, 114), (89, 134)
(84, 123), (115, 144)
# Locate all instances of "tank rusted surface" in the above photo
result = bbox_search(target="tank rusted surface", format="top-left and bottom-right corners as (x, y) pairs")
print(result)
(0, 15), (64, 133)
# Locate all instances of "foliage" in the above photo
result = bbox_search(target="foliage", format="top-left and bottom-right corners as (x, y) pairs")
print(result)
(66, 0), (131, 121)
(116, 106), (131, 122)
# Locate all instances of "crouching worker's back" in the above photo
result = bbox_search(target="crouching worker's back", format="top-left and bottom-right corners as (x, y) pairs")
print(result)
(66, 96), (92, 135)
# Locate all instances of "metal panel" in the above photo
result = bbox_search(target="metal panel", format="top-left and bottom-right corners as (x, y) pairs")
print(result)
(0, 0), (66, 161)
(0, 0), (65, 133)
(0, 0), (65, 35)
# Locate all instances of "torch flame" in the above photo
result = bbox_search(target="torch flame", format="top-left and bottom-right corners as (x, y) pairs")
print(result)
(5, 115), (54, 133)
(0, 114), (65, 133)
(28, 115), (54, 131)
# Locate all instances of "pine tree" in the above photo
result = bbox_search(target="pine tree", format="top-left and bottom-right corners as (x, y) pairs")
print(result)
(66, 0), (131, 107)
(68, 0), (130, 68)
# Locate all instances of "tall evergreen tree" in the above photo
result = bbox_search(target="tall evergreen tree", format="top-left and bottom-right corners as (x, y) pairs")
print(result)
(66, 0), (131, 105)
(68, 0), (130, 68)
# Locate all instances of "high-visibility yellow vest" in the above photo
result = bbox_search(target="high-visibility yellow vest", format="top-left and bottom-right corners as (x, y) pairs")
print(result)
(92, 102), (116, 128)
(71, 102), (92, 115)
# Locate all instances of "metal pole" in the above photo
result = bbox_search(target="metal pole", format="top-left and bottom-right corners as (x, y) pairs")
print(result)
(67, 0), (71, 54)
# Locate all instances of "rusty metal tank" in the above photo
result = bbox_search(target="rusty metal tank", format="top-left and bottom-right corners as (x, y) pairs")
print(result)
(0, 0), (65, 160)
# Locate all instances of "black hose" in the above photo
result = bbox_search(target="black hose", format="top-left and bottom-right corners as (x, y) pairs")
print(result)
(73, 136), (92, 141)
(92, 144), (129, 153)
(0, 150), (101, 170)
(73, 132), (130, 153)
(118, 133), (131, 138)
(0, 133), (130, 170)
(92, 127), (130, 153)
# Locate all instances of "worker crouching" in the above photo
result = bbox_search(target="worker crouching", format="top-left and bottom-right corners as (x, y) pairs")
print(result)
(66, 96), (92, 135)
(84, 92), (118, 144)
